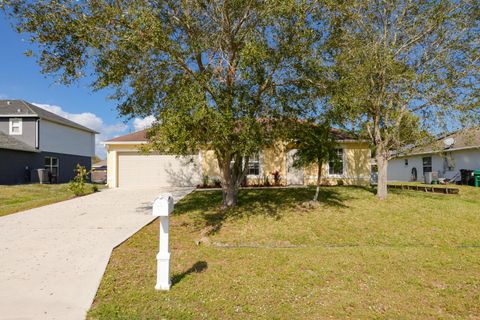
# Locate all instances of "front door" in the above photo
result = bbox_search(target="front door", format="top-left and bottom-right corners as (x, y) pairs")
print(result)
(286, 149), (304, 185)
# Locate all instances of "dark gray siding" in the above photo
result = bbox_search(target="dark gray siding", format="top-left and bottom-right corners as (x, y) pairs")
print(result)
(0, 149), (91, 184)
(0, 117), (38, 148)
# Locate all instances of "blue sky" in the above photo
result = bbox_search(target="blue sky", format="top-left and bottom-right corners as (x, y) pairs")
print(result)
(0, 14), (154, 158)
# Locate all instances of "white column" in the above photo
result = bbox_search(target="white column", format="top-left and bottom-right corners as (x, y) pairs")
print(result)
(153, 193), (174, 290)
(155, 216), (171, 290)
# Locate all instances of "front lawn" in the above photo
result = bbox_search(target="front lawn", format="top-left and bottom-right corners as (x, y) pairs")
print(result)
(89, 186), (480, 319)
(0, 183), (98, 217)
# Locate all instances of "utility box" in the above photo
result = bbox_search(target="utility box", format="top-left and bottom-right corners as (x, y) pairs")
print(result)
(153, 193), (174, 216)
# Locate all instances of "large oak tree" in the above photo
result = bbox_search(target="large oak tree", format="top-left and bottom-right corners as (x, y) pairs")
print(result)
(3, 0), (327, 207)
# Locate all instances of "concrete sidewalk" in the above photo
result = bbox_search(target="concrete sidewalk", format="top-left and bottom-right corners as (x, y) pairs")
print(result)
(0, 187), (193, 320)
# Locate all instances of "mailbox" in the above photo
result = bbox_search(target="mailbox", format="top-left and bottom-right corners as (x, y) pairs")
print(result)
(153, 193), (174, 216)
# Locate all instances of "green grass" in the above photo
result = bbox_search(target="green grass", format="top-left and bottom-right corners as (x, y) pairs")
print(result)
(0, 183), (98, 217)
(89, 186), (480, 319)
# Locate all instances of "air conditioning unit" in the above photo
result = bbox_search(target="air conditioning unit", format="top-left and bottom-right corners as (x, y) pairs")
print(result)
(424, 171), (439, 184)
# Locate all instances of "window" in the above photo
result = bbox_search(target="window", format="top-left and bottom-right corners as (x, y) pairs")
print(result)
(329, 149), (344, 175)
(247, 153), (260, 176)
(9, 118), (22, 135)
(230, 153), (260, 176)
(404, 159), (409, 166)
(44, 157), (59, 177)
(422, 156), (432, 174)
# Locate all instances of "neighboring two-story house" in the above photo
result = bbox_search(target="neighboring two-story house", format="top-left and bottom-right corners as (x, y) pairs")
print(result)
(0, 100), (97, 184)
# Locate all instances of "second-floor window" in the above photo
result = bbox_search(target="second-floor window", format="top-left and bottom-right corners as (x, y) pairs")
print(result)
(9, 118), (22, 135)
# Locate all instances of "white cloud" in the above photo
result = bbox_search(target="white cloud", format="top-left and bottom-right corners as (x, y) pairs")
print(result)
(33, 103), (128, 159)
(133, 115), (156, 131)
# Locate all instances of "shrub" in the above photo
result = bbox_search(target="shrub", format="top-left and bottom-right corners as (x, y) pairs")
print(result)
(69, 164), (89, 196)
(202, 175), (210, 187)
(213, 178), (221, 187)
(263, 175), (270, 186)
(271, 170), (281, 186)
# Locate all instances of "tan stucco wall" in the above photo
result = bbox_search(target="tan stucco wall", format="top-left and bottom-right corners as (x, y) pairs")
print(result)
(303, 142), (371, 186)
(200, 143), (288, 184)
(262, 143), (287, 179)
(201, 150), (221, 179)
(107, 141), (371, 187)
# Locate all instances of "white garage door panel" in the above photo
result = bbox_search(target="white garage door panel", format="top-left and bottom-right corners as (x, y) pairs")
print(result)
(118, 153), (201, 188)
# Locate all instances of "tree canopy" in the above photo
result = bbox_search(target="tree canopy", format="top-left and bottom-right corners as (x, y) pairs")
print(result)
(3, 0), (329, 207)
(328, 0), (479, 198)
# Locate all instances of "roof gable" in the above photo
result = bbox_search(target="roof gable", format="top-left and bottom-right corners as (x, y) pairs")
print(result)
(0, 100), (98, 134)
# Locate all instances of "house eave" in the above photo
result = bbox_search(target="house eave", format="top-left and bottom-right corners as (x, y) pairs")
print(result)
(103, 141), (148, 145)
(393, 145), (480, 158)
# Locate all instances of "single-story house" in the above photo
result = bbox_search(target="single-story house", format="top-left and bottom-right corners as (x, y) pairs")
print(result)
(91, 160), (107, 183)
(104, 129), (371, 189)
(0, 100), (97, 184)
(388, 128), (480, 183)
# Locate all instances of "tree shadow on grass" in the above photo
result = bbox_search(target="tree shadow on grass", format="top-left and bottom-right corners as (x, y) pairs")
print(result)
(174, 187), (353, 235)
(171, 261), (208, 287)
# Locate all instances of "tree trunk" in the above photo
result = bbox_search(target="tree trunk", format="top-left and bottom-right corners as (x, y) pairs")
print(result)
(218, 154), (246, 209)
(313, 161), (322, 202)
(376, 153), (388, 200)
(222, 183), (239, 208)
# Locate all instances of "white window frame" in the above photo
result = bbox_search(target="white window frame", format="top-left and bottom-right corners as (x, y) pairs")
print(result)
(327, 148), (345, 177)
(246, 153), (261, 177)
(44, 157), (60, 178)
(231, 153), (261, 177)
(9, 118), (22, 135)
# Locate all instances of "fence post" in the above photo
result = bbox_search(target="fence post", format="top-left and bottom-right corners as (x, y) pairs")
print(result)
(152, 193), (174, 290)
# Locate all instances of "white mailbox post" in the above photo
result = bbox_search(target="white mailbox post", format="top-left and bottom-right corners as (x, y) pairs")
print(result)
(152, 193), (174, 290)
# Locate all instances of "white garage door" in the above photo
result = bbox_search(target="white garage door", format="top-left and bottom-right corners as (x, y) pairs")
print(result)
(117, 153), (201, 188)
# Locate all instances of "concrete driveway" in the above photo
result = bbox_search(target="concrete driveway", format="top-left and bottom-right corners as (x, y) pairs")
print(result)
(0, 187), (194, 320)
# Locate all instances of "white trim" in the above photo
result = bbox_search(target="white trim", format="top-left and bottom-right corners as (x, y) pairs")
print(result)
(103, 141), (148, 145)
(35, 119), (39, 149)
(44, 156), (60, 180)
(393, 145), (480, 158)
(327, 148), (345, 178)
(9, 118), (22, 135)
(0, 114), (37, 117)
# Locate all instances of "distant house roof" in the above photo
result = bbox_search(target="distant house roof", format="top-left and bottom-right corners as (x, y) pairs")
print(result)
(92, 160), (107, 168)
(106, 129), (148, 143)
(399, 127), (480, 157)
(0, 100), (98, 134)
(0, 131), (39, 153)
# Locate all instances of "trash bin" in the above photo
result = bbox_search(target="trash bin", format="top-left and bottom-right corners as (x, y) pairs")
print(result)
(36, 169), (46, 184)
(474, 170), (480, 188)
(460, 169), (474, 185)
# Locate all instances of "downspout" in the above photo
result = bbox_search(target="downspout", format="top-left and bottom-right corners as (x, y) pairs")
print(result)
(35, 119), (40, 149)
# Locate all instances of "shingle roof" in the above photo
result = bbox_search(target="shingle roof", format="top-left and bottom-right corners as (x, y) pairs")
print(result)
(106, 129), (148, 142)
(0, 131), (39, 153)
(106, 127), (364, 145)
(405, 127), (480, 156)
(0, 100), (98, 134)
